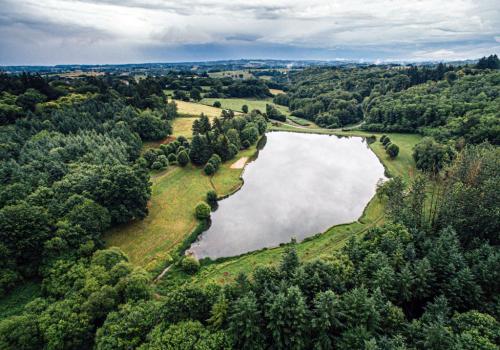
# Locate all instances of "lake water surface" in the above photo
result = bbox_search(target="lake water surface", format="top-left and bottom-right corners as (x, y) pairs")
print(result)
(188, 132), (385, 259)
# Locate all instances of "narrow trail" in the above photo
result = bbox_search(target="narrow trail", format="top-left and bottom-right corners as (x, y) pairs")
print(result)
(280, 119), (365, 132)
(154, 264), (173, 283)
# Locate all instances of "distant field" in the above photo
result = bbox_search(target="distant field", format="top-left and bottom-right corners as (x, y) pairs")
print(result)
(104, 146), (259, 269)
(200, 98), (290, 116)
(208, 70), (254, 79)
(174, 99), (227, 117)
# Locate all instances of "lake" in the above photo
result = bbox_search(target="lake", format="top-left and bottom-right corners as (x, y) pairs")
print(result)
(188, 132), (386, 259)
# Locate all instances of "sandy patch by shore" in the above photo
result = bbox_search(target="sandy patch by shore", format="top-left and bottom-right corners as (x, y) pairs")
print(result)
(230, 157), (248, 169)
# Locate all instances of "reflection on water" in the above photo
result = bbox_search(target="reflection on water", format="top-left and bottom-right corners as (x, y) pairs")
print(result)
(189, 132), (386, 259)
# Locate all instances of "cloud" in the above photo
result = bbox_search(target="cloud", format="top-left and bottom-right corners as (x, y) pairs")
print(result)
(0, 0), (498, 64)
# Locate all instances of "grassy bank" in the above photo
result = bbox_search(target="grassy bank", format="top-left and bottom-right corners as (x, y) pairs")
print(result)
(104, 145), (259, 269)
(200, 98), (290, 116)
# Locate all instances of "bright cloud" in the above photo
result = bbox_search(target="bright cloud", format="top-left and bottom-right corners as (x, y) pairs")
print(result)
(0, 0), (498, 64)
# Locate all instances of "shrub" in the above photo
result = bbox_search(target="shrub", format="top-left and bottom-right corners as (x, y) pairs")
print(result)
(229, 144), (238, 158)
(157, 155), (169, 167)
(167, 153), (177, 164)
(386, 143), (399, 158)
(380, 135), (387, 143)
(382, 136), (391, 146)
(242, 104), (248, 113)
(177, 150), (189, 167)
(206, 190), (217, 208)
(181, 256), (200, 274)
(195, 202), (211, 220)
(366, 135), (377, 144)
(151, 161), (163, 170)
(242, 140), (251, 149)
(213, 101), (221, 108)
(204, 162), (215, 175)
(209, 154), (222, 168)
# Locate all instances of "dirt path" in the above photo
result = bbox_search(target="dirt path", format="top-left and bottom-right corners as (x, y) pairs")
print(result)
(230, 157), (248, 169)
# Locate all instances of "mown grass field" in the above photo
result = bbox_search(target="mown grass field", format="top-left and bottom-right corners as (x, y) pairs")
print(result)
(156, 129), (421, 288)
(174, 99), (227, 117)
(200, 97), (290, 116)
(171, 116), (218, 139)
(208, 70), (254, 79)
(104, 144), (259, 269)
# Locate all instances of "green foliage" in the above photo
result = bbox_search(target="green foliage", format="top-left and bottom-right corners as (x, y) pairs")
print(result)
(413, 137), (454, 173)
(181, 256), (200, 274)
(204, 162), (215, 175)
(206, 190), (218, 208)
(241, 104), (248, 113)
(212, 100), (221, 108)
(195, 201), (211, 220)
(386, 143), (399, 158)
(177, 150), (189, 166)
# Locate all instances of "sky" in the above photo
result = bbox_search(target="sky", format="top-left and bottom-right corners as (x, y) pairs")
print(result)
(0, 0), (499, 65)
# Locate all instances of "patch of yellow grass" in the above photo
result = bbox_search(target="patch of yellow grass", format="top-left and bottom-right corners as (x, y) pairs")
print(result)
(269, 88), (285, 95)
(175, 100), (225, 117)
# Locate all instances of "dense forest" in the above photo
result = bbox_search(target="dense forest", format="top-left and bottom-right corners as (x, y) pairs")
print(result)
(0, 56), (499, 349)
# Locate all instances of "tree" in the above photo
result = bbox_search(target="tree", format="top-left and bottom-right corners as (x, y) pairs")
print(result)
(413, 137), (454, 173)
(195, 202), (211, 220)
(206, 190), (218, 209)
(133, 110), (171, 141)
(242, 104), (248, 113)
(0, 202), (51, 267)
(142, 320), (229, 350)
(15, 88), (47, 111)
(213, 101), (221, 108)
(386, 143), (399, 158)
(190, 88), (202, 101)
(228, 292), (265, 350)
(266, 286), (309, 349)
(476, 54), (500, 69)
(95, 301), (160, 350)
(204, 162), (215, 175)
(177, 150), (189, 166)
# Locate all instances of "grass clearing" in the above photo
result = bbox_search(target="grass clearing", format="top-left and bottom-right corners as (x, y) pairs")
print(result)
(174, 99), (229, 117)
(200, 98), (290, 116)
(104, 146), (258, 269)
(208, 70), (254, 79)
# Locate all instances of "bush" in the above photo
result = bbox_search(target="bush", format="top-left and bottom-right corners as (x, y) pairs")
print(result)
(177, 150), (189, 167)
(206, 190), (217, 208)
(380, 135), (387, 143)
(382, 136), (391, 146)
(195, 202), (211, 220)
(366, 135), (377, 144)
(167, 153), (177, 164)
(181, 256), (200, 274)
(242, 104), (248, 113)
(204, 162), (215, 175)
(213, 101), (221, 108)
(386, 143), (399, 158)
(209, 154), (222, 168)
(242, 140), (251, 149)
(151, 161), (163, 170)
(157, 155), (169, 167)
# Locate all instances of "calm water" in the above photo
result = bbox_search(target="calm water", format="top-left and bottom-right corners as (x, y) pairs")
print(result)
(188, 132), (386, 259)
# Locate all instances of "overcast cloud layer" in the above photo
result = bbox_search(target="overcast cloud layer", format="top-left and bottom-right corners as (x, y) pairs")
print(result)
(0, 0), (499, 65)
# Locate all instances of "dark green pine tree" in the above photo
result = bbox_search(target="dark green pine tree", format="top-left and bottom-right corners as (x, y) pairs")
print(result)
(228, 292), (265, 350)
